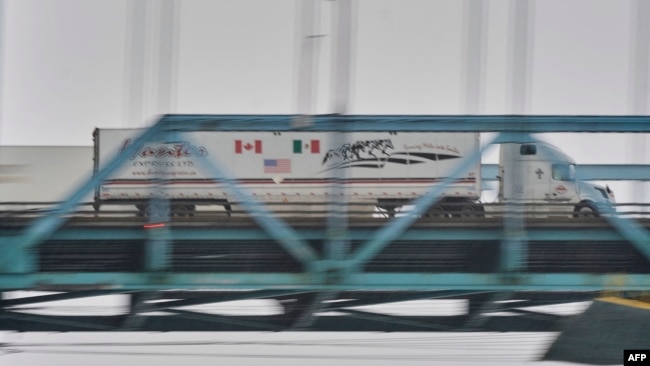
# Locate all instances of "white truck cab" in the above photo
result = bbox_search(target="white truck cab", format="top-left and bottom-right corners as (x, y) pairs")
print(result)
(498, 142), (615, 216)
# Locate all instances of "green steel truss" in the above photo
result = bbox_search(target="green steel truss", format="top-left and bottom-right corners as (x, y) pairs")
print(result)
(0, 114), (649, 331)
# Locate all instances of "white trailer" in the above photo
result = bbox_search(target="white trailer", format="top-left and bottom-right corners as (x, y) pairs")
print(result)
(93, 129), (482, 216)
(93, 129), (615, 217)
(0, 146), (94, 207)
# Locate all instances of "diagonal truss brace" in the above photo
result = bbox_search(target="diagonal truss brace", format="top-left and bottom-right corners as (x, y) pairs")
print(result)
(1, 125), (166, 273)
(347, 131), (650, 273)
(520, 135), (650, 261)
(7, 124), (320, 273)
(348, 133), (500, 270)
(181, 134), (320, 269)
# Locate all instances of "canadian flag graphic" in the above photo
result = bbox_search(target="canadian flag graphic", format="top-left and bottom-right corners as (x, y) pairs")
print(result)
(235, 140), (262, 154)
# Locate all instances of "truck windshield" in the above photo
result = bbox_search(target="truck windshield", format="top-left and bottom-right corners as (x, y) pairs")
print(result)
(552, 164), (575, 181)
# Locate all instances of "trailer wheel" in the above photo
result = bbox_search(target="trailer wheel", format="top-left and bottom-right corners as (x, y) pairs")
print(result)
(139, 204), (171, 220)
(462, 204), (485, 218)
(426, 205), (449, 218)
(135, 204), (147, 217)
(573, 202), (598, 218)
(376, 204), (399, 218)
(172, 204), (196, 217)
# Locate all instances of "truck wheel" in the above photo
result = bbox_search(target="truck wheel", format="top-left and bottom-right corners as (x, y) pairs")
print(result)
(172, 204), (196, 217)
(135, 204), (147, 217)
(573, 202), (598, 218)
(140, 204), (171, 220)
(185, 204), (196, 217)
(462, 204), (485, 218)
(426, 205), (449, 218)
(376, 205), (399, 218)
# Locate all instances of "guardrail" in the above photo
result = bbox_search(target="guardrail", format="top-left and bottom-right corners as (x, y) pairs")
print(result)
(1, 201), (649, 219)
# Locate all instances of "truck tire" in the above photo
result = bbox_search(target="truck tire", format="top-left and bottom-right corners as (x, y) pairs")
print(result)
(426, 205), (449, 218)
(573, 202), (598, 218)
(172, 204), (195, 217)
(139, 203), (171, 220)
(462, 203), (485, 218)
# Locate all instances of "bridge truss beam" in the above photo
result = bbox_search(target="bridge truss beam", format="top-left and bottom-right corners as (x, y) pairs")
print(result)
(0, 114), (649, 331)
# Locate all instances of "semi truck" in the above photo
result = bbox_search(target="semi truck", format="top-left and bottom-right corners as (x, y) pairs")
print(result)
(92, 129), (615, 217)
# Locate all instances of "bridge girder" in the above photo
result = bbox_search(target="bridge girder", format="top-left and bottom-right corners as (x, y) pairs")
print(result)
(1, 114), (649, 331)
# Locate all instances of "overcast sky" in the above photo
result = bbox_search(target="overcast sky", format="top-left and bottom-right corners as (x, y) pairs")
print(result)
(1, 1), (647, 140)
(0, 0), (648, 202)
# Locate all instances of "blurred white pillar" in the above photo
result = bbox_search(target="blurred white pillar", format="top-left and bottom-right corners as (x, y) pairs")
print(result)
(124, 0), (179, 127)
(295, 0), (322, 115)
(630, 0), (650, 115)
(508, 0), (534, 114)
(331, 0), (355, 114)
(124, 0), (148, 127)
(503, 0), (534, 271)
(0, 0), (5, 143)
(462, 0), (488, 114)
(156, 0), (180, 115)
(629, 0), (649, 207)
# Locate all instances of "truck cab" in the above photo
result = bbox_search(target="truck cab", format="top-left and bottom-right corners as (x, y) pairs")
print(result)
(498, 142), (615, 216)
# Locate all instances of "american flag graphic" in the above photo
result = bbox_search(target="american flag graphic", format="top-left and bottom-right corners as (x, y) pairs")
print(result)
(264, 159), (291, 174)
